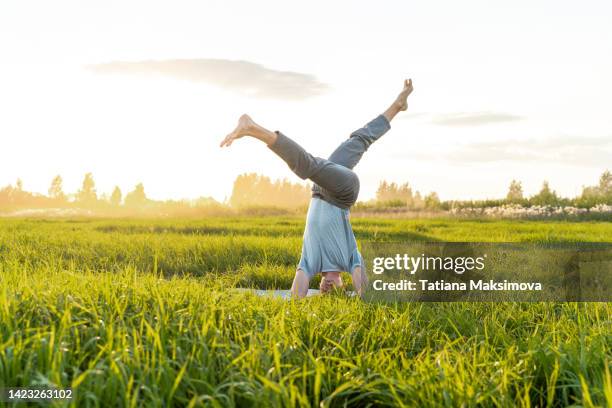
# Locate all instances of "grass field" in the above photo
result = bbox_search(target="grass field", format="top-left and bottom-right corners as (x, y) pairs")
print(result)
(0, 217), (611, 407)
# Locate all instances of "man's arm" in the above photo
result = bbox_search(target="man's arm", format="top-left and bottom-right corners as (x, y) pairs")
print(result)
(352, 266), (367, 298)
(291, 269), (310, 298)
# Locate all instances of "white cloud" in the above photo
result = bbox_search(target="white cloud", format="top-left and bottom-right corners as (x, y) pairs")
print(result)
(86, 59), (330, 100)
(401, 111), (524, 126)
(403, 135), (612, 167)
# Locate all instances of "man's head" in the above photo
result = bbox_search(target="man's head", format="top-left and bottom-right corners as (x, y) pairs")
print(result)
(319, 272), (343, 294)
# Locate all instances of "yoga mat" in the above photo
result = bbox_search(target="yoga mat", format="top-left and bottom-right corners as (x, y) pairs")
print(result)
(233, 288), (356, 299)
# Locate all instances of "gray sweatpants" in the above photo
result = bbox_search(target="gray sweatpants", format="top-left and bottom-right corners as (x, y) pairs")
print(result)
(268, 114), (391, 209)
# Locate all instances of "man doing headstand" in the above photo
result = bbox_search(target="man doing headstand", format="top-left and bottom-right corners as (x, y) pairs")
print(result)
(220, 79), (414, 298)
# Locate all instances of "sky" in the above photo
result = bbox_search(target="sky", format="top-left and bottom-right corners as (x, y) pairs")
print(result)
(0, 0), (611, 202)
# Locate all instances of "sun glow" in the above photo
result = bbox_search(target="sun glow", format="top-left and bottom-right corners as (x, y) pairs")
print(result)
(1, 0), (611, 204)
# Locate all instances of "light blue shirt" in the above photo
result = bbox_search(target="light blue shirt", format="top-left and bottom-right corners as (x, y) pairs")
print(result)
(298, 197), (362, 278)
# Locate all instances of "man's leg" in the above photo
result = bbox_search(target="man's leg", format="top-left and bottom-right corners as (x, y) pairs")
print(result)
(310, 79), (414, 201)
(268, 130), (360, 208)
(326, 114), (391, 170)
(220, 80), (413, 207)
(221, 114), (359, 209)
(351, 266), (368, 298)
(326, 79), (414, 169)
(309, 114), (391, 207)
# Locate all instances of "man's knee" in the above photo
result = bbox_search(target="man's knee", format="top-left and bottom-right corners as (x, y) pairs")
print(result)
(338, 171), (360, 207)
(347, 172), (360, 205)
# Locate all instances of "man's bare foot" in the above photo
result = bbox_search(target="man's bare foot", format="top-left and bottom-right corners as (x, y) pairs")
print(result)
(220, 114), (256, 147)
(394, 79), (414, 111)
(383, 79), (414, 122)
(220, 114), (278, 147)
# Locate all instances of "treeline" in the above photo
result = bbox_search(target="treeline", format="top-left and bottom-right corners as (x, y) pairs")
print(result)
(372, 181), (441, 210)
(365, 170), (612, 210)
(1, 170), (610, 215)
(0, 172), (311, 215)
(0, 173), (225, 216)
(1, 173), (154, 210)
(448, 170), (611, 209)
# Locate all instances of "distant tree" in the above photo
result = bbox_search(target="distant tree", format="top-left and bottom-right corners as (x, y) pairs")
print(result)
(599, 170), (611, 197)
(230, 174), (256, 207)
(424, 192), (441, 210)
(193, 196), (219, 207)
(412, 191), (424, 209)
(229, 173), (310, 208)
(375, 180), (413, 206)
(0, 180), (49, 209)
(579, 184), (599, 206)
(530, 181), (559, 206)
(110, 186), (122, 206)
(76, 173), (97, 206)
(9, 179), (29, 204)
(576, 169), (612, 207)
(398, 183), (413, 206)
(0, 185), (16, 209)
(125, 183), (148, 208)
(48, 175), (66, 202)
(506, 180), (523, 203)
(375, 181), (389, 201)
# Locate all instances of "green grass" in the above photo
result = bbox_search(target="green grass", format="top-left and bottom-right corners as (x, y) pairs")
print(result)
(0, 217), (611, 407)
